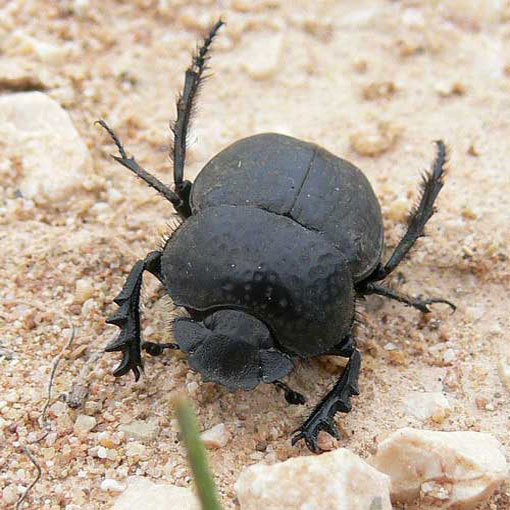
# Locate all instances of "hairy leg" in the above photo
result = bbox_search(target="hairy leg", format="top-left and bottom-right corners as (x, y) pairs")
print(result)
(362, 282), (455, 313)
(368, 140), (448, 282)
(171, 19), (224, 216)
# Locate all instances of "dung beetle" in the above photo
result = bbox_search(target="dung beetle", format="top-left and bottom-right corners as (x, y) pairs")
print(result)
(98, 20), (455, 453)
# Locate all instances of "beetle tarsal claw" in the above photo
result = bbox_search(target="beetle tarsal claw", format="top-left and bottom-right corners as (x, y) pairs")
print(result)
(291, 415), (340, 453)
(292, 350), (361, 453)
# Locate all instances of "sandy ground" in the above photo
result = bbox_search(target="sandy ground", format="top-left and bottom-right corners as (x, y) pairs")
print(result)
(1, 0), (509, 508)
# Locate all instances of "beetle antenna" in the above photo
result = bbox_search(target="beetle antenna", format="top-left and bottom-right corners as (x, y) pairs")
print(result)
(170, 19), (224, 202)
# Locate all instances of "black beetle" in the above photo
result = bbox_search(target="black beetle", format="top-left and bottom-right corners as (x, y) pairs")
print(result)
(98, 20), (455, 453)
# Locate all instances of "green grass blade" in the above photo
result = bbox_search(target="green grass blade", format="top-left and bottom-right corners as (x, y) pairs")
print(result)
(174, 395), (223, 510)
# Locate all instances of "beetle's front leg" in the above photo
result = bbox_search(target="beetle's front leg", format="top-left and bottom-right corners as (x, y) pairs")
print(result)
(292, 348), (361, 453)
(105, 251), (162, 380)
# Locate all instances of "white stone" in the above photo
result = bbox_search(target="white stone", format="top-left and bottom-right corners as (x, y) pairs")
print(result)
(121, 420), (160, 442)
(73, 414), (96, 434)
(443, 348), (457, 363)
(72, 0), (90, 16)
(97, 446), (108, 459)
(2, 485), (18, 505)
(200, 423), (230, 449)
(242, 33), (283, 80)
(100, 478), (126, 493)
(113, 477), (200, 510)
(439, 0), (504, 26)
(404, 392), (451, 422)
(0, 91), (91, 202)
(235, 448), (391, 510)
(74, 278), (94, 304)
(3, 30), (77, 65)
(125, 442), (147, 458)
(498, 358), (510, 391)
(370, 428), (508, 510)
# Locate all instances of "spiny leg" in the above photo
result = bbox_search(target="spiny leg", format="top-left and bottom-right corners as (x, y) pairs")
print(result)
(105, 251), (163, 380)
(96, 120), (191, 218)
(273, 381), (306, 405)
(362, 282), (455, 313)
(292, 344), (361, 454)
(369, 140), (449, 282)
(171, 19), (224, 216)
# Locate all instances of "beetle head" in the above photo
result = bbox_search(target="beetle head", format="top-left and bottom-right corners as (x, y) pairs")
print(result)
(173, 310), (294, 391)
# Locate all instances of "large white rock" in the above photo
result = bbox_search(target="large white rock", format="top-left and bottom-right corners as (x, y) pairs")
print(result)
(370, 428), (508, 510)
(235, 448), (391, 510)
(113, 477), (200, 510)
(0, 91), (91, 202)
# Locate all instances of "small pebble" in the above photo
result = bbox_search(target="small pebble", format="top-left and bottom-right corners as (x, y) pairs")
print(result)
(362, 81), (397, 100)
(435, 81), (466, 97)
(101, 478), (126, 493)
(125, 442), (147, 458)
(2, 485), (18, 505)
(443, 348), (457, 364)
(74, 278), (94, 304)
(242, 33), (283, 80)
(350, 121), (401, 157)
(404, 392), (450, 423)
(200, 423), (230, 449)
(497, 359), (510, 391)
(121, 420), (160, 442)
(113, 477), (200, 510)
(186, 381), (199, 396)
(97, 446), (109, 459)
(73, 414), (96, 434)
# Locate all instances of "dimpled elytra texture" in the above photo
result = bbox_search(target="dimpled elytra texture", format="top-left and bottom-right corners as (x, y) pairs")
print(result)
(162, 205), (354, 357)
(235, 448), (392, 510)
(191, 133), (383, 281)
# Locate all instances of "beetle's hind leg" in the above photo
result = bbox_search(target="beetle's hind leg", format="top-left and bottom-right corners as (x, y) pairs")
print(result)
(292, 335), (361, 454)
(171, 19), (224, 217)
(368, 140), (449, 282)
(105, 251), (163, 380)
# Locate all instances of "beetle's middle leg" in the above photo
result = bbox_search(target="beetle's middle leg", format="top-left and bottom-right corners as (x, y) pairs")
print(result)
(361, 282), (455, 313)
(105, 251), (165, 380)
(357, 140), (454, 311)
(292, 335), (361, 453)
